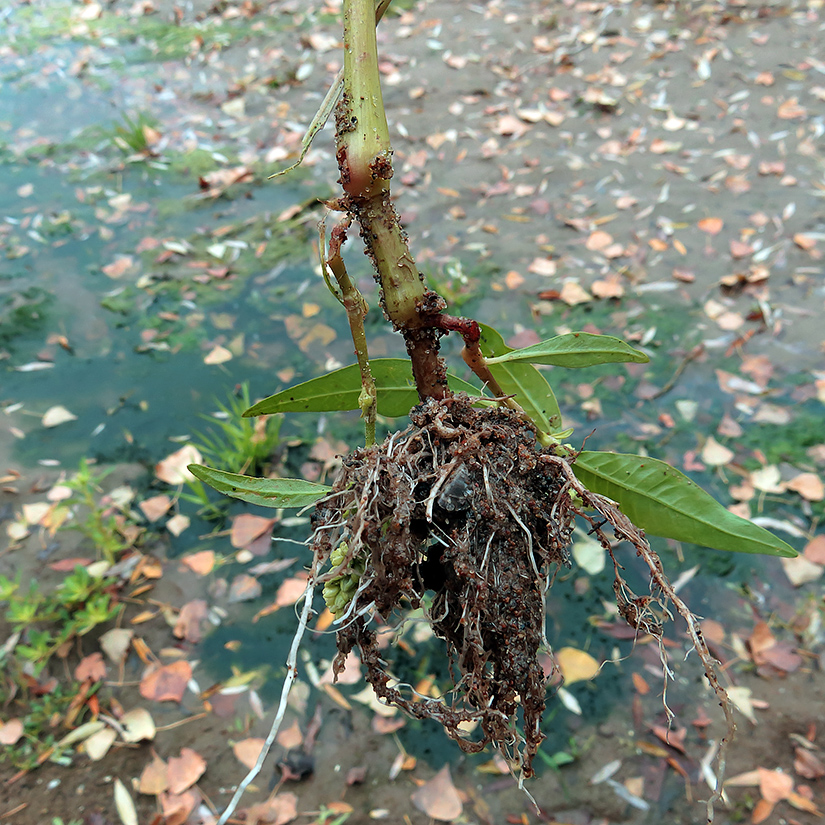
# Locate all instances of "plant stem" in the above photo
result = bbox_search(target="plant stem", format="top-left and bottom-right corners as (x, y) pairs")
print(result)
(322, 217), (377, 446)
(337, 0), (448, 401)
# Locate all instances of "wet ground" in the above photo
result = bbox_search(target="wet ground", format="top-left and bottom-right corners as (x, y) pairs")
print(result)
(1, 0), (824, 823)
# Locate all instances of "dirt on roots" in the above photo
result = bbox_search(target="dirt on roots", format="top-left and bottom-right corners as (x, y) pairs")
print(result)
(310, 395), (590, 774)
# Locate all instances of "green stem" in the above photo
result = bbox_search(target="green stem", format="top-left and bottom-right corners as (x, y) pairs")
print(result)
(322, 218), (377, 446)
(337, 0), (448, 401)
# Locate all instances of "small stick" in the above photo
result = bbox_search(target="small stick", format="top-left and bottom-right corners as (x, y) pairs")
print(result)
(216, 574), (317, 825)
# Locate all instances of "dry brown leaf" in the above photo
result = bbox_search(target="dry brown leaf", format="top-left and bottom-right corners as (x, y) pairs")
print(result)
(504, 270), (524, 289)
(230, 513), (276, 548)
(114, 777), (138, 825)
(102, 255), (135, 279)
(559, 281), (591, 306)
(527, 257), (557, 277)
(591, 277), (625, 299)
(803, 535), (825, 565)
(777, 98), (806, 119)
(276, 719), (303, 750)
(139, 660), (192, 703)
(233, 738), (265, 770)
(243, 792), (298, 825)
(180, 550), (215, 576)
(167, 748), (206, 795)
(748, 621), (776, 663)
(786, 472), (824, 501)
(174, 599), (209, 643)
(138, 753), (169, 795)
(42, 405), (78, 428)
(757, 767), (794, 803)
(84, 727), (117, 761)
(155, 445), (202, 486)
(74, 651), (107, 682)
(751, 798), (774, 824)
(411, 764), (463, 822)
(781, 555), (824, 586)
(494, 114), (529, 138)
(228, 574), (262, 603)
(794, 748), (825, 780)
(555, 647), (600, 685)
(701, 436), (733, 467)
(139, 494), (172, 522)
(120, 707), (156, 743)
(275, 577), (308, 607)
(793, 233), (817, 252)
(0, 718), (24, 746)
(696, 218), (725, 235)
(100, 628), (133, 663)
(160, 789), (199, 825)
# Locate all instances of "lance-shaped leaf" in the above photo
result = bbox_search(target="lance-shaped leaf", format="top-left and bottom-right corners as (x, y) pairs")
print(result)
(478, 324), (562, 433)
(188, 465), (330, 508)
(573, 451), (796, 557)
(486, 332), (648, 369)
(244, 359), (481, 418)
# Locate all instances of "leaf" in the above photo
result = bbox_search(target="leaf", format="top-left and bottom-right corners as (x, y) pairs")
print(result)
(555, 647), (600, 685)
(228, 574), (262, 603)
(167, 747), (206, 795)
(410, 764), (463, 821)
(0, 719), (24, 746)
(139, 753), (169, 795)
(120, 708), (156, 743)
(243, 359), (479, 418)
(486, 332), (648, 369)
(74, 652), (107, 682)
(100, 628), (134, 663)
(188, 465), (331, 508)
(114, 777), (138, 825)
(233, 738), (266, 770)
(139, 660), (192, 703)
(156, 445), (203, 486)
(572, 451), (796, 557)
(478, 324), (562, 433)
(42, 405), (78, 428)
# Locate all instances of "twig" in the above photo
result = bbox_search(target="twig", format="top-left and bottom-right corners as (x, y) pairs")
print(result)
(649, 344), (704, 400)
(216, 575), (317, 825)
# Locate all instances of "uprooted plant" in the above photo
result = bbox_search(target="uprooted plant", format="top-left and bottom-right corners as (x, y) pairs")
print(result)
(189, 2), (797, 822)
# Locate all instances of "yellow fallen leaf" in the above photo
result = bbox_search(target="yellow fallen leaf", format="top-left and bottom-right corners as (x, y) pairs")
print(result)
(555, 647), (600, 685)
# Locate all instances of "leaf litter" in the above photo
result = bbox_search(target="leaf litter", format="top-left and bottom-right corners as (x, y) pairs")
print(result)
(2, 0), (825, 822)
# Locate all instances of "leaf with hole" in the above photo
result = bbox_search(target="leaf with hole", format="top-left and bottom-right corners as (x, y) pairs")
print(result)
(486, 331), (648, 368)
(188, 465), (331, 508)
(244, 359), (481, 418)
(477, 324), (562, 433)
(573, 451), (796, 557)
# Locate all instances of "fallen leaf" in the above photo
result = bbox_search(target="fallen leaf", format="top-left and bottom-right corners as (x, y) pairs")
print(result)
(84, 727), (117, 761)
(243, 793), (298, 825)
(181, 550), (215, 575)
(139, 661), (192, 702)
(160, 789), (199, 825)
(139, 494), (172, 522)
(701, 436), (733, 467)
(781, 555), (823, 586)
(555, 647), (600, 685)
(155, 445), (202, 486)
(228, 574), (262, 603)
(138, 753), (169, 795)
(75, 652), (107, 682)
(120, 707), (156, 743)
(167, 747), (206, 795)
(411, 764), (463, 821)
(230, 514), (276, 548)
(757, 767), (794, 803)
(102, 255), (135, 279)
(233, 738), (265, 770)
(794, 748), (825, 780)
(100, 628), (134, 663)
(42, 405), (78, 428)
(114, 777), (138, 825)
(786, 473), (824, 502)
(803, 535), (825, 565)
(751, 798), (774, 824)
(275, 577), (307, 607)
(559, 281), (591, 306)
(166, 514), (190, 536)
(0, 718), (24, 745)
(204, 345), (233, 365)
(276, 719), (303, 750)
(174, 599), (208, 643)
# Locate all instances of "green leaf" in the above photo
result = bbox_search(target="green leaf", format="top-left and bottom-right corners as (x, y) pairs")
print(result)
(572, 451), (796, 557)
(188, 465), (331, 508)
(244, 359), (482, 418)
(477, 324), (562, 433)
(487, 332), (648, 368)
